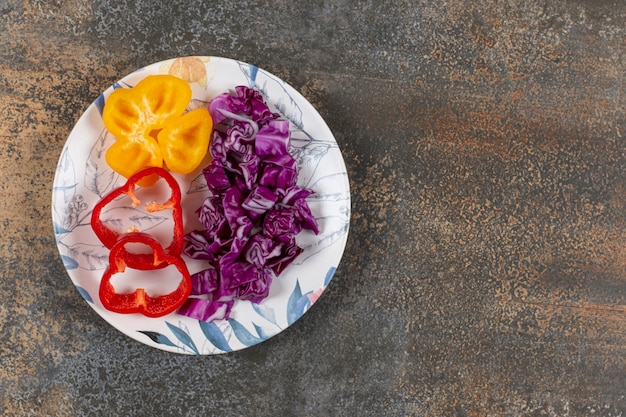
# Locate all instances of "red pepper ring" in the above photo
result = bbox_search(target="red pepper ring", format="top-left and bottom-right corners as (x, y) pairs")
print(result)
(99, 232), (192, 318)
(91, 166), (184, 267)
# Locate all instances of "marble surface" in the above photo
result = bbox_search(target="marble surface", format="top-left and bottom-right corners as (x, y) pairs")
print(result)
(1, 0), (625, 415)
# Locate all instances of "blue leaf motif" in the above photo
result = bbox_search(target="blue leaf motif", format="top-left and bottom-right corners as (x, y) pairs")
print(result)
(94, 94), (105, 115)
(198, 320), (232, 353)
(75, 285), (92, 303)
(166, 322), (199, 354)
(54, 222), (72, 235)
(251, 302), (278, 326)
(252, 323), (278, 340)
(52, 183), (78, 192)
(248, 64), (258, 85)
(62, 255), (79, 270)
(138, 331), (177, 348)
(229, 319), (262, 346)
(287, 280), (302, 324)
(289, 279), (302, 300)
(324, 266), (337, 286)
(287, 280), (312, 325)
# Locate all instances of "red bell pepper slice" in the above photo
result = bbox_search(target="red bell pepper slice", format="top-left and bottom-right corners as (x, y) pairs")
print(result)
(91, 166), (184, 268)
(99, 232), (192, 317)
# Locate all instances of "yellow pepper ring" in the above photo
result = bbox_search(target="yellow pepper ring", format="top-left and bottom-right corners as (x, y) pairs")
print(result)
(102, 74), (213, 184)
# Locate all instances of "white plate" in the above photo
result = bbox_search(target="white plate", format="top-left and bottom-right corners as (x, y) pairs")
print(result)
(51, 56), (350, 354)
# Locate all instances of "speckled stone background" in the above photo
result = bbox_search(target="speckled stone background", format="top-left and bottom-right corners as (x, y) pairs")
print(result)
(1, 0), (625, 416)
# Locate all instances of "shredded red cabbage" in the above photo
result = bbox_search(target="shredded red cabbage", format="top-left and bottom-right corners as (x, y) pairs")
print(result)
(181, 86), (319, 322)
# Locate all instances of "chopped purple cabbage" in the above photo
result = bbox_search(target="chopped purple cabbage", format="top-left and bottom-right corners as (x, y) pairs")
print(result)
(181, 86), (319, 322)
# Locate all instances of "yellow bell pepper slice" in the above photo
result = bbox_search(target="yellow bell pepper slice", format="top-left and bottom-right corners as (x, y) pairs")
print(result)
(104, 137), (163, 180)
(101, 74), (212, 183)
(103, 75), (191, 139)
(158, 108), (213, 175)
